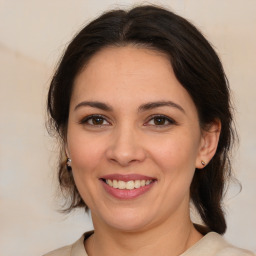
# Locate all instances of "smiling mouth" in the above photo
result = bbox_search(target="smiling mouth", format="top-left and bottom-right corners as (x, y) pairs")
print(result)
(101, 179), (155, 190)
(100, 174), (157, 199)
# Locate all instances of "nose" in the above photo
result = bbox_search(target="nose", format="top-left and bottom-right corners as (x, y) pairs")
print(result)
(105, 125), (147, 167)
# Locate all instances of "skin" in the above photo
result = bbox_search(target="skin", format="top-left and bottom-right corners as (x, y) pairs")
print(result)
(66, 46), (220, 256)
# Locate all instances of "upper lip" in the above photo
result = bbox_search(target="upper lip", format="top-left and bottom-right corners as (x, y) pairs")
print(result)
(100, 173), (156, 182)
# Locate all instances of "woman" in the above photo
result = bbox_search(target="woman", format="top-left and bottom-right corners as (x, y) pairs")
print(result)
(44, 5), (254, 256)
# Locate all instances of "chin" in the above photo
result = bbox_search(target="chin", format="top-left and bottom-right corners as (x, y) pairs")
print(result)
(108, 219), (150, 232)
(96, 207), (155, 232)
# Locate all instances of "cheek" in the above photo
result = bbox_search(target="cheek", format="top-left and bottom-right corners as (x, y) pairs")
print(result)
(151, 133), (199, 169)
(66, 129), (108, 206)
(148, 131), (200, 192)
(67, 128), (107, 176)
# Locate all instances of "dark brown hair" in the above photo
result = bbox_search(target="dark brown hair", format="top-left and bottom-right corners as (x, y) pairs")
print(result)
(47, 5), (235, 234)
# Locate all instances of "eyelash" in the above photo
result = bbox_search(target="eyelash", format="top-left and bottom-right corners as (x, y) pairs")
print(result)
(79, 114), (111, 126)
(79, 114), (177, 127)
(144, 115), (177, 127)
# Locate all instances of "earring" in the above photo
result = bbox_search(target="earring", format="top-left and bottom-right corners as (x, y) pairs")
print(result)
(201, 160), (206, 166)
(66, 158), (72, 171)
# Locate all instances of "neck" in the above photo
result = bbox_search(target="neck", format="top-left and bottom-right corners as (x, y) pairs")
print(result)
(85, 212), (203, 256)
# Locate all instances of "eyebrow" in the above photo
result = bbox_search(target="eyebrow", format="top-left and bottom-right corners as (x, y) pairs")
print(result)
(138, 101), (185, 113)
(74, 101), (113, 111)
(74, 100), (185, 113)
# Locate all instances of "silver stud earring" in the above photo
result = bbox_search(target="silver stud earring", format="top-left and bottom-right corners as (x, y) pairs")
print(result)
(66, 158), (72, 171)
(201, 160), (206, 167)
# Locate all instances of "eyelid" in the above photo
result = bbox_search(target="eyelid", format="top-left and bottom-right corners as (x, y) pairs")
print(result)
(79, 114), (111, 125)
(144, 114), (177, 126)
(78, 114), (177, 127)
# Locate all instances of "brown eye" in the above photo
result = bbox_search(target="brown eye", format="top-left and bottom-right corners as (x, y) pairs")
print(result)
(80, 115), (110, 126)
(92, 116), (104, 125)
(153, 117), (167, 125)
(145, 115), (176, 127)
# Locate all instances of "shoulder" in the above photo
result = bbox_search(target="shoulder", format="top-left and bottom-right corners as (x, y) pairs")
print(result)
(43, 244), (72, 256)
(216, 247), (255, 256)
(182, 232), (255, 256)
(43, 231), (93, 256)
(208, 233), (254, 256)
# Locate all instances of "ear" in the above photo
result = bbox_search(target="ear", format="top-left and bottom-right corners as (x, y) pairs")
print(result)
(196, 119), (221, 169)
(65, 142), (70, 158)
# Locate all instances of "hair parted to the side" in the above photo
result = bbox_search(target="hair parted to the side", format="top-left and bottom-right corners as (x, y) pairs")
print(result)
(47, 5), (236, 234)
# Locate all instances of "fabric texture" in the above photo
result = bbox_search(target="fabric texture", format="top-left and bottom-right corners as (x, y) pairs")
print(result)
(43, 231), (254, 256)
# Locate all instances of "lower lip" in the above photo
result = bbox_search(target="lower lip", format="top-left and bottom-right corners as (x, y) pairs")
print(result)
(101, 180), (156, 200)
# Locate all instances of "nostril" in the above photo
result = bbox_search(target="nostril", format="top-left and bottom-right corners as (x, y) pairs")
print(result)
(105, 141), (147, 166)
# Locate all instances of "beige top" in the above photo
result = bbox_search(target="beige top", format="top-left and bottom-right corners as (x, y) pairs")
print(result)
(43, 231), (255, 256)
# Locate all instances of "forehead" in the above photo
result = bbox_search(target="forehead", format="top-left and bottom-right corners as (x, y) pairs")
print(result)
(71, 46), (197, 116)
(75, 45), (172, 86)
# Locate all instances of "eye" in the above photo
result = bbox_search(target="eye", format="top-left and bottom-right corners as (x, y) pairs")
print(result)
(79, 115), (110, 126)
(145, 115), (176, 126)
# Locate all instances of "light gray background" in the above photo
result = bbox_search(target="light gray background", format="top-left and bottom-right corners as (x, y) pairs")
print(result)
(0, 1), (255, 255)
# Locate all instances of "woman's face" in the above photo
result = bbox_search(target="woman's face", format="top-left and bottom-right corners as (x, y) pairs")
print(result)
(66, 46), (206, 231)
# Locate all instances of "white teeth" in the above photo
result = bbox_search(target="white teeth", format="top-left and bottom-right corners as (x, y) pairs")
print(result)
(105, 179), (153, 190)
(126, 181), (135, 190)
(118, 180), (126, 189)
(107, 179), (113, 186)
(134, 180), (141, 188)
(113, 180), (118, 188)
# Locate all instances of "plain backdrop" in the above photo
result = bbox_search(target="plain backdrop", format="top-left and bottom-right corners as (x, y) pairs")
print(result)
(0, 0), (255, 255)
